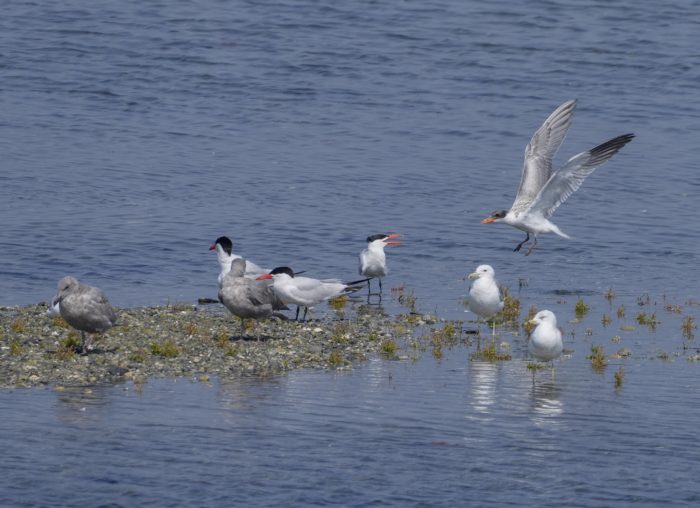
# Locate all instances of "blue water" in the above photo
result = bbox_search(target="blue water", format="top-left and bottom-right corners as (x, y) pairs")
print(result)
(2, 0), (700, 505)
(2, 344), (700, 507)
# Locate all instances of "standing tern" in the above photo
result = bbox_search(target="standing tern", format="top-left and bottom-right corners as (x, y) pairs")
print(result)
(481, 99), (634, 255)
(210, 236), (267, 287)
(257, 267), (366, 321)
(466, 264), (504, 335)
(52, 276), (118, 354)
(218, 258), (285, 339)
(358, 233), (401, 294)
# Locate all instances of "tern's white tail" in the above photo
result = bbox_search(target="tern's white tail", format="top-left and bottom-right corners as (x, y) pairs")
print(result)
(551, 225), (571, 239)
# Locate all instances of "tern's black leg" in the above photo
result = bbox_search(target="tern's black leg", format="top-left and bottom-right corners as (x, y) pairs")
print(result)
(379, 278), (383, 293)
(302, 307), (308, 322)
(367, 279), (372, 294)
(514, 233), (530, 252)
(525, 237), (538, 256)
(295, 306), (300, 321)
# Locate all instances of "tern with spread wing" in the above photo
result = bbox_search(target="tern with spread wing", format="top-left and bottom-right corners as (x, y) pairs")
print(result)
(481, 100), (634, 255)
(359, 233), (401, 294)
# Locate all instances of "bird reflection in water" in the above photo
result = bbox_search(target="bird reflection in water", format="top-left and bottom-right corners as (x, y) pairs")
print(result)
(530, 381), (564, 428)
(54, 386), (110, 427)
(468, 361), (499, 418)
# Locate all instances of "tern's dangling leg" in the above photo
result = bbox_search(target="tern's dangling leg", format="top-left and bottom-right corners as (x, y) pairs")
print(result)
(525, 237), (538, 257)
(514, 232), (530, 252)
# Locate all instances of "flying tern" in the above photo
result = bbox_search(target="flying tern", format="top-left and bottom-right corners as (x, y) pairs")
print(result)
(481, 100), (634, 255)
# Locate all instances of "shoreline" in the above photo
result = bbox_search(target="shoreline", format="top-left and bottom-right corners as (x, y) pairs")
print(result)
(0, 302), (441, 389)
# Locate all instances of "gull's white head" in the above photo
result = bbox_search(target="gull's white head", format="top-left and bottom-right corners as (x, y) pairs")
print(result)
(529, 310), (558, 327)
(468, 264), (496, 280)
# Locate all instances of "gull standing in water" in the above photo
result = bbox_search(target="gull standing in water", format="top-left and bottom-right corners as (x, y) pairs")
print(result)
(52, 276), (118, 354)
(528, 310), (564, 377)
(257, 267), (366, 322)
(210, 236), (267, 288)
(359, 233), (401, 294)
(466, 264), (504, 336)
(481, 99), (634, 255)
(218, 258), (285, 339)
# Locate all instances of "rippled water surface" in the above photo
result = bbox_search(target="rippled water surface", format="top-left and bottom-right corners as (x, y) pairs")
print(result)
(2, 0), (700, 505)
(2, 339), (700, 507)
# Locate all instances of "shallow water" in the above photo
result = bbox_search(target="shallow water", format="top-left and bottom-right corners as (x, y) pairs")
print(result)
(2, 0), (700, 505)
(2, 320), (700, 507)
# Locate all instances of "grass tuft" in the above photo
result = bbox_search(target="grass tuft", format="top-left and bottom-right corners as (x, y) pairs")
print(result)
(380, 339), (399, 356)
(470, 341), (512, 362)
(182, 322), (198, 336)
(9, 338), (22, 356)
(616, 305), (626, 319)
(575, 298), (590, 319)
(499, 287), (521, 324)
(51, 316), (70, 328)
(604, 288), (615, 303)
(526, 361), (546, 372)
(328, 351), (345, 366)
(635, 312), (659, 331)
(587, 345), (607, 372)
(150, 340), (180, 358)
(522, 305), (538, 335)
(614, 366), (624, 388)
(398, 291), (417, 312)
(682, 316), (696, 340)
(60, 334), (81, 352)
(10, 319), (27, 334)
(328, 295), (348, 311)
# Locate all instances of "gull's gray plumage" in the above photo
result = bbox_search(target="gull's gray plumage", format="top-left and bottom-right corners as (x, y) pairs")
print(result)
(218, 258), (283, 338)
(53, 276), (118, 353)
(511, 99), (577, 215)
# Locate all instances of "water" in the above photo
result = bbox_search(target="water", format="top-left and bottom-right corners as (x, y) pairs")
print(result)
(1, 0), (700, 505)
(2, 344), (700, 507)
